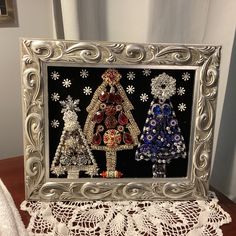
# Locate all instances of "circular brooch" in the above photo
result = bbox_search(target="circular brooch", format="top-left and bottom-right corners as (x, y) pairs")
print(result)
(151, 73), (176, 101)
(103, 129), (122, 148)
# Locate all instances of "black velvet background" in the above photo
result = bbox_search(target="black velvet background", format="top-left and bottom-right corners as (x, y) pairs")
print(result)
(47, 66), (195, 178)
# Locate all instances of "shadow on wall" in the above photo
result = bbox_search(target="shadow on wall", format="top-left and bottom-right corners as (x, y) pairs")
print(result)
(211, 30), (236, 201)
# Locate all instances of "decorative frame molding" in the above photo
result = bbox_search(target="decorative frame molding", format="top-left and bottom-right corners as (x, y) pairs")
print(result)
(21, 39), (221, 201)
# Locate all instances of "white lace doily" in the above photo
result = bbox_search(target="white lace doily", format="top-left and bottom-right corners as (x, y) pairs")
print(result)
(21, 192), (231, 236)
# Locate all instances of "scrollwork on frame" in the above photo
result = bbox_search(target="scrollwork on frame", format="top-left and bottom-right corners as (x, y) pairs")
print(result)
(21, 39), (220, 201)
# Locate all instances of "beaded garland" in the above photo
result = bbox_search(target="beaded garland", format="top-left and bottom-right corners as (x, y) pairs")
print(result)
(135, 73), (187, 177)
(84, 69), (141, 178)
(51, 96), (99, 178)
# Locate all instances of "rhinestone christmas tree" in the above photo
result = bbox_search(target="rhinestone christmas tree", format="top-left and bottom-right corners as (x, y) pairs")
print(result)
(51, 96), (99, 179)
(135, 73), (187, 177)
(84, 69), (140, 178)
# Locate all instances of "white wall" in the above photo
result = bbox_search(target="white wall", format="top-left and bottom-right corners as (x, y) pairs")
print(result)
(0, 0), (54, 159)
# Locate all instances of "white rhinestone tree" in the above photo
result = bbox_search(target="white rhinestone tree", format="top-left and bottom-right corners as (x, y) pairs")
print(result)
(51, 96), (98, 179)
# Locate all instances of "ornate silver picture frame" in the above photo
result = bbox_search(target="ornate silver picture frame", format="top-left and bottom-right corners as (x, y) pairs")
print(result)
(21, 39), (221, 201)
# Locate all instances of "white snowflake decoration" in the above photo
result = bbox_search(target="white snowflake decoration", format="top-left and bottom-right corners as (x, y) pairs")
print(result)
(182, 72), (190, 81)
(151, 73), (176, 101)
(126, 85), (135, 94)
(80, 69), (89, 78)
(62, 78), (71, 88)
(51, 119), (59, 128)
(178, 103), (186, 112)
(127, 71), (135, 80)
(51, 92), (60, 101)
(60, 96), (80, 113)
(140, 93), (149, 102)
(83, 86), (92, 95)
(51, 71), (60, 80)
(142, 69), (151, 76)
(177, 87), (185, 96)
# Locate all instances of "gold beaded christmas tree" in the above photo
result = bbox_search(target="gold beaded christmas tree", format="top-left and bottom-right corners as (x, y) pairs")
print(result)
(84, 69), (140, 178)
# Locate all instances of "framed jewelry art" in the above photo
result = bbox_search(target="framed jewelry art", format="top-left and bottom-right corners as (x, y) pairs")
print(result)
(21, 39), (221, 201)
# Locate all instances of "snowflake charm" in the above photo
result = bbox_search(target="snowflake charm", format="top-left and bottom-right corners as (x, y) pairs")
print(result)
(177, 87), (185, 96)
(83, 86), (92, 95)
(151, 73), (176, 101)
(178, 103), (186, 112)
(51, 93), (60, 101)
(80, 69), (89, 78)
(143, 69), (151, 76)
(140, 93), (149, 102)
(51, 71), (60, 80)
(126, 85), (135, 94)
(51, 119), (59, 128)
(182, 72), (190, 81)
(60, 96), (80, 113)
(127, 71), (135, 80)
(62, 79), (72, 88)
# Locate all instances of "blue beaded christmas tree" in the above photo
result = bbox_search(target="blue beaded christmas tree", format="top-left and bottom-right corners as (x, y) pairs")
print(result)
(135, 73), (187, 177)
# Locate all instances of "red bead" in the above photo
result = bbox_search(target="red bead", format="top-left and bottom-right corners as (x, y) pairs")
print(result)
(107, 93), (116, 103)
(93, 111), (104, 123)
(105, 105), (116, 116)
(115, 94), (123, 104)
(123, 132), (133, 144)
(92, 132), (102, 145)
(99, 91), (107, 102)
(100, 171), (107, 178)
(105, 116), (117, 129)
(118, 112), (128, 125)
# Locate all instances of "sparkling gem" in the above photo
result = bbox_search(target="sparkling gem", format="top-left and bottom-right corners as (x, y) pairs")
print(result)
(117, 125), (124, 132)
(99, 91), (108, 102)
(150, 119), (157, 126)
(153, 105), (162, 115)
(105, 116), (117, 129)
(118, 112), (128, 125)
(123, 132), (133, 144)
(115, 94), (123, 104)
(116, 105), (122, 111)
(100, 103), (106, 109)
(147, 134), (153, 141)
(170, 119), (177, 126)
(174, 134), (181, 141)
(93, 111), (104, 123)
(107, 93), (116, 103)
(97, 125), (104, 132)
(144, 135), (153, 144)
(163, 104), (171, 115)
(92, 132), (102, 145)
(105, 105), (116, 116)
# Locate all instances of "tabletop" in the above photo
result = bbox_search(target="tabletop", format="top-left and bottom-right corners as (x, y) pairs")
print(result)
(0, 156), (235, 235)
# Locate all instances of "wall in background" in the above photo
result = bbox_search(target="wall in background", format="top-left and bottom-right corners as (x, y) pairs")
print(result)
(0, 0), (54, 159)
